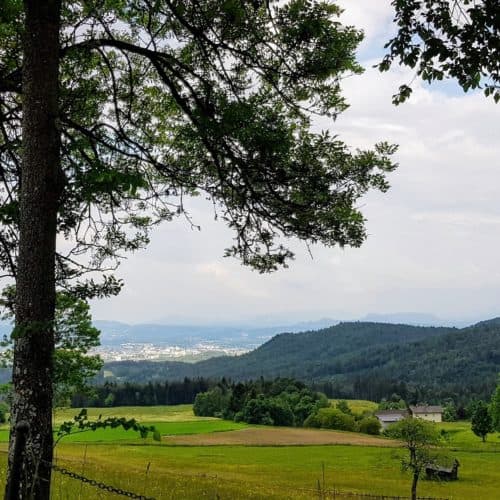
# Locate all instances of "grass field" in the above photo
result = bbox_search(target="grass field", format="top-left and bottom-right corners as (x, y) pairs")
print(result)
(0, 404), (499, 499)
(329, 399), (379, 415)
(163, 426), (398, 447)
(53, 404), (199, 423)
(0, 405), (248, 444)
(439, 420), (500, 452)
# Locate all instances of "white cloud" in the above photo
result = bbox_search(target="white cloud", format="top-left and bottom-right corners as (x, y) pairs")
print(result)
(336, 0), (395, 46)
(412, 211), (500, 227)
(90, 3), (500, 325)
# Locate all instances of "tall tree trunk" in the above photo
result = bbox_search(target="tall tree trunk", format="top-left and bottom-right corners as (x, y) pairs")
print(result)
(5, 1), (62, 498)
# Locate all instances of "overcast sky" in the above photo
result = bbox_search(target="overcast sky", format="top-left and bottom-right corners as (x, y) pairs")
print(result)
(90, 1), (500, 326)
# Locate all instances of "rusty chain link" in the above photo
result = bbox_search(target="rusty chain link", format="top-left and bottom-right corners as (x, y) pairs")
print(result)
(45, 461), (155, 500)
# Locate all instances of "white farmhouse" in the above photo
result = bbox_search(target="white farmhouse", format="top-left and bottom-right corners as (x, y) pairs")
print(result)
(409, 405), (443, 422)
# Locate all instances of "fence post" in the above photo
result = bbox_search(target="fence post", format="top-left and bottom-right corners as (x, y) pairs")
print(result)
(6, 420), (30, 500)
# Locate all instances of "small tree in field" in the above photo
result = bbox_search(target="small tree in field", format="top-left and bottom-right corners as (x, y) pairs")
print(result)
(385, 418), (440, 500)
(471, 401), (494, 442)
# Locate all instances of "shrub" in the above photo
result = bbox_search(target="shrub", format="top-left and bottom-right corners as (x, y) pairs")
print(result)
(239, 395), (295, 426)
(442, 402), (457, 422)
(307, 407), (357, 432)
(293, 395), (314, 426)
(303, 412), (321, 428)
(268, 398), (295, 426)
(378, 395), (406, 410)
(194, 377), (328, 426)
(358, 416), (381, 435)
(336, 400), (353, 415)
(239, 396), (273, 425)
(193, 387), (229, 417)
(104, 393), (115, 407)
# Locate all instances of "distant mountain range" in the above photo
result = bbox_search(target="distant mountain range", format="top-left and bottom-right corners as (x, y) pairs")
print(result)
(0, 312), (476, 348)
(93, 312), (475, 346)
(359, 312), (458, 326)
(103, 318), (500, 402)
(2, 315), (498, 402)
(93, 318), (339, 347)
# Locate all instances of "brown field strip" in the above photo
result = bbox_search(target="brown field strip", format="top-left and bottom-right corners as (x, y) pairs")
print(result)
(163, 426), (399, 447)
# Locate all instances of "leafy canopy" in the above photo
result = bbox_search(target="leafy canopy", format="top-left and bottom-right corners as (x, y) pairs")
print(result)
(52, 293), (103, 405)
(0, 289), (102, 405)
(56, 408), (160, 446)
(380, 0), (500, 104)
(385, 416), (440, 450)
(0, 0), (397, 304)
(193, 377), (328, 426)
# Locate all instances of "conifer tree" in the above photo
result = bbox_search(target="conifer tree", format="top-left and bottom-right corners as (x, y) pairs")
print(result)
(0, 2), (397, 496)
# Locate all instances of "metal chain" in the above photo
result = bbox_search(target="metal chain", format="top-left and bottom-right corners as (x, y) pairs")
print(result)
(45, 461), (155, 500)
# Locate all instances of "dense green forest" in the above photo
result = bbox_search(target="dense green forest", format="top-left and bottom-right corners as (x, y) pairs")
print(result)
(71, 378), (213, 407)
(192, 378), (382, 434)
(193, 378), (329, 426)
(102, 319), (500, 404)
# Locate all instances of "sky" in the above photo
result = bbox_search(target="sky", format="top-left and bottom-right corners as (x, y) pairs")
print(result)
(90, 1), (500, 326)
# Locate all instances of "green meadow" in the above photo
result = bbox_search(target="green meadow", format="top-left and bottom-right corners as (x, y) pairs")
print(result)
(53, 404), (199, 423)
(0, 405), (248, 444)
(0, 404), (499, 499)
(54, 420), (248, 444)
(439, 420), (500, 452)
(329, 399), (379, 415)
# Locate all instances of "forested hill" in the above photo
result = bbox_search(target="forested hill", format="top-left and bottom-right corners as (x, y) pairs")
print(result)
(103, 319), (500, 401)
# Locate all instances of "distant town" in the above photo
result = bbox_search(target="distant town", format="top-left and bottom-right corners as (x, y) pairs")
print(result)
(93, 341), (250, 362)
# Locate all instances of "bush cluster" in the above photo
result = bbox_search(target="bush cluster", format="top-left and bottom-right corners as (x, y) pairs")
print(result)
(194, 381), (382, 435)
(194, 378), (329, 427)
(304, 403), (381, 435)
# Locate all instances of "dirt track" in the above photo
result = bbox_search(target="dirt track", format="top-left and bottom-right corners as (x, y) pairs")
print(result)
(163, 427), (399, 447)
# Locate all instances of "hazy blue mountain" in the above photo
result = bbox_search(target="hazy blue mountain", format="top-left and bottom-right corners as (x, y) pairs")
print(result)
(358, 312), (480, 328)
(93, 313), (476, 349)
(93, 318), (339, 347)
(360, 312), (443, 326)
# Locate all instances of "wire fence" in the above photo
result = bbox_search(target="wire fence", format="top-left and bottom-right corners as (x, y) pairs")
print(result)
(48, 462), (155, 500)
(5, 421), (154, 500)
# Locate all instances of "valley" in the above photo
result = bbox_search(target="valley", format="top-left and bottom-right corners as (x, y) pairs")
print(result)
(1, 404), (498, 499)
(98, 319), (500, 405)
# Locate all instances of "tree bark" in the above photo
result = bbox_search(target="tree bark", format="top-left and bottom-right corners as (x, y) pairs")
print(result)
(411, 471), (419, 500)
(5, 1), (62, 498)
(409, 447), (418, 500)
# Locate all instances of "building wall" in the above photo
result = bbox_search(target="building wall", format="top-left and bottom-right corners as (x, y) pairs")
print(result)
(414, 412), (442, 423)
(376, 415), (407, 429)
